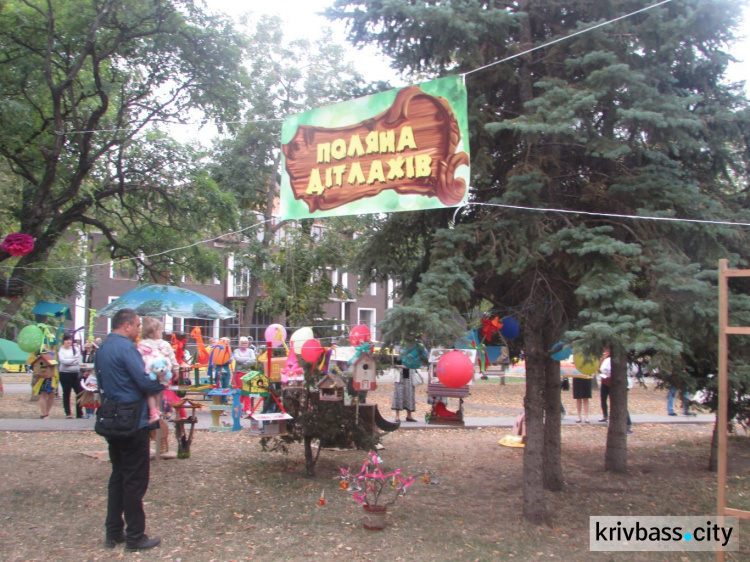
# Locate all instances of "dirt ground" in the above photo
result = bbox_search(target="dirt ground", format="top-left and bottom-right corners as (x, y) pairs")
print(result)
(1, 377), (748, 561)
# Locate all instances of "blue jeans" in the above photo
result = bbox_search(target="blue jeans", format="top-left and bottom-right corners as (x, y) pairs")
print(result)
(667, 386), (690, 415)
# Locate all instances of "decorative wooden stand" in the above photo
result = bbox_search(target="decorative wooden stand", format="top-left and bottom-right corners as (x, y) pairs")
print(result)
(425, 382), (469, 426)
(168, 398), (203, 458)
(248, 391), (292, 437)
(206, 388), (242, 431)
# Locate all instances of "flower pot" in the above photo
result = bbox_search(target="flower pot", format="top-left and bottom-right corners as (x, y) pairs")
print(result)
(362, 505), (387, 531)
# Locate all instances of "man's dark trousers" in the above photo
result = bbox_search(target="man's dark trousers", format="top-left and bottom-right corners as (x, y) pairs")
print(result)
(105, 427), (151, 543)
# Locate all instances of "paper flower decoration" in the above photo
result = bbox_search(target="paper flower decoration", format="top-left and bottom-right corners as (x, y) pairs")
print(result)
(1, 233), (34, 257)
(339, 452), (414, 509)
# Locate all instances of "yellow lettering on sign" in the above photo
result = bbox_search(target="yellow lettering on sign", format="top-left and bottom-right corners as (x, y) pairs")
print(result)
(387, 157), (406, 180)
(365, 131), (379, 154)
(347, 134), (365, 158)
(317, 143), (331, 164)
(397, 126), (417, 151)
(379, 130), (395, 153)
(325, 167), (333, 188)
(307, 169), (325, 195)
(348, 162), (366, 185)
(331, 138), (347, 160)
(415, 154), (432, 177)
(406, 156), (415, 178)
(366, 160), (386, 184)
(332, 165), (347, 186)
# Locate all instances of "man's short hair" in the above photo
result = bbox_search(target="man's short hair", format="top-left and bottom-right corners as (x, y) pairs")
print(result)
(112, 308), (138, 331)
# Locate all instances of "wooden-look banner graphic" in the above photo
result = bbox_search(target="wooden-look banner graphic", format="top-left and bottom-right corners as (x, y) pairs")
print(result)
(279, 76), (469, 220)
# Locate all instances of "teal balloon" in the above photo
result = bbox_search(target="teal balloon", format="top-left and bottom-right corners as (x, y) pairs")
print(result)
(550, 342), (572, 362)
(18, 325), (43, 353)
(402, 343), (428, 369)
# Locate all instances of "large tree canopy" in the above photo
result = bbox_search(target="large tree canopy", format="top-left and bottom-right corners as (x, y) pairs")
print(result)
(0, 0), (247, 330)
(330, 0), (750, 522)
(211, 16), (387, 332)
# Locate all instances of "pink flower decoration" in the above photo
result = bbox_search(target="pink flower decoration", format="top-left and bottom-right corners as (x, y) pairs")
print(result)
(1, 233), (34, 257)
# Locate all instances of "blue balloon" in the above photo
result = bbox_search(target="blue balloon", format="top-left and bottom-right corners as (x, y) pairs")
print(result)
(550, 342), (572, 362)
(500, 316), (519, 339)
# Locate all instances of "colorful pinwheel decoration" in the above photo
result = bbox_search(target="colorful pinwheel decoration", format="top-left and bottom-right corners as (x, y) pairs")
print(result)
(339, 452), (414, 509)
(480, 316), (503, 342)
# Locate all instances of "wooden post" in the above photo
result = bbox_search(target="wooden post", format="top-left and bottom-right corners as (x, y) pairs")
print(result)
(717, 259), (728, 562)
(716, 259), (750, 561)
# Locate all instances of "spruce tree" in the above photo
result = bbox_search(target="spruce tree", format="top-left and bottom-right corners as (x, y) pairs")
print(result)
(330, 0), (750, 522)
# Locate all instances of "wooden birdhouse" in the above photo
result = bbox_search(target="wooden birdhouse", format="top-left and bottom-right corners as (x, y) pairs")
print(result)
(241, 371), (270, 397)
(316, 373), (346, 401)
(350, 352), (377, 391)
(31, 354), (58, 379)
(262, 356), (287, 383)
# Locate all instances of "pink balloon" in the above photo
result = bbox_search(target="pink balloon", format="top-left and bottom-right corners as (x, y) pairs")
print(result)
(436, 351), (474, 388)
(264, 323), (287, 347)
(300, 339), (324, 363)
(349, 324), (371, 346)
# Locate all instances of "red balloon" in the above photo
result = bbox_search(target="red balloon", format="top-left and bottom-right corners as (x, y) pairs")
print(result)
(349, 324), (372, 346)
(300, 339), (324, 363)
(436, 351), (474, 388)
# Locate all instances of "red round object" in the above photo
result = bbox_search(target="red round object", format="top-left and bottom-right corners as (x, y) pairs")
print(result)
(349, 324), (372, 346)
(300, 339), (324, 363)
(436, 351), (474, 388)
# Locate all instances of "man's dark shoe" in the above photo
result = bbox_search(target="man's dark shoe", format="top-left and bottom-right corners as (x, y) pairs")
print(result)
(126, 535), (161, 552)
(104, 532), (126, 548)
(668, 412), (678, 416)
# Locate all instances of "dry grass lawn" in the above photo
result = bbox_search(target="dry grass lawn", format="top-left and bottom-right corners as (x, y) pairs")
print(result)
(0, 375), (748, 561)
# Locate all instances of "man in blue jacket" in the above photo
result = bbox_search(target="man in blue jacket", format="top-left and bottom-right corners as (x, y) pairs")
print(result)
(97, 308), (164, 552)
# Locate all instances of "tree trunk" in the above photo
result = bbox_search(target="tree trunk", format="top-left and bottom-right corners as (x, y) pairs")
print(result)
(522, 304), (548, 524)
(241, 169), (281, 336)
(304, 435), (316, 477)
(707, 415), (718, 472)
(604, 347), (628, 473)
(0, 296), (28, 337)
(543, 354), (564, 491)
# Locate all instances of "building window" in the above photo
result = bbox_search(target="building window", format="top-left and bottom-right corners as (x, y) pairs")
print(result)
(368, 281), (377, 296)
(105, 296), (119, 332)
(358, 308), (376, 341)
(110, 260), (138, 280)
(233, 268), (251, 297)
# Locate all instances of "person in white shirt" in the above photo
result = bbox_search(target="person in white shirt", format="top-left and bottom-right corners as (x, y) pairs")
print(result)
(57, 333), (82, 418)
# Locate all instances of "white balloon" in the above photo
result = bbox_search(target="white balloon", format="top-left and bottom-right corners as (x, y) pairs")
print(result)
(290, 327), (314, 354)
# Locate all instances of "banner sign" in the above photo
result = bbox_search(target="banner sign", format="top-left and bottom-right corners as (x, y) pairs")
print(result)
(279, 75), (470, 220)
